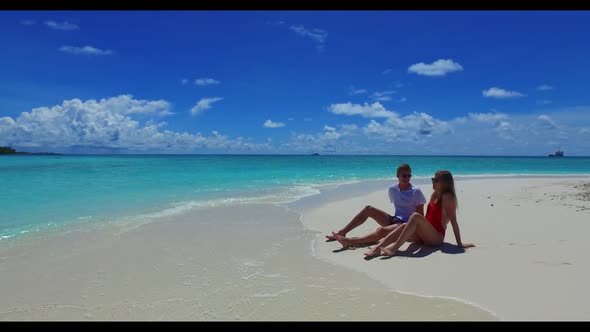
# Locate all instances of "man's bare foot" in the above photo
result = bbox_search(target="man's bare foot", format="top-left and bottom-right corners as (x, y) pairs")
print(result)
(325, 231), (345, 242)
(364, 246), (382, 258)
(380, 247), (395, 257)
(333, 232), (353, 248)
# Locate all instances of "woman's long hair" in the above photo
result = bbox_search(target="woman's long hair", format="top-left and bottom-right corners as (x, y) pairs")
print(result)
(431, 170), (458, 210)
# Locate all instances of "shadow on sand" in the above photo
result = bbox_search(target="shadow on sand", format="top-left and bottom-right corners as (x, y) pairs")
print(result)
(331, 240), (466, 260)
(378, 242), (465, 260)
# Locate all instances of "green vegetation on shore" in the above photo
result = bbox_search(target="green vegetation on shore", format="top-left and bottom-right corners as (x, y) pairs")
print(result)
(0, 146), (62, 155)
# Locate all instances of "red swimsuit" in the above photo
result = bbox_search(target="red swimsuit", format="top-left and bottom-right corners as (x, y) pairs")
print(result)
(425, 201), (445, 236)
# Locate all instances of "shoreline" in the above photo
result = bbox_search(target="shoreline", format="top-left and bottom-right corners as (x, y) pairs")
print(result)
(2, 173), (590, 243)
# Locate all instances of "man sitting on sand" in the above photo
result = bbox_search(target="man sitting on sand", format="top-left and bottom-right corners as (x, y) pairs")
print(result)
(326, 163), (426, 245)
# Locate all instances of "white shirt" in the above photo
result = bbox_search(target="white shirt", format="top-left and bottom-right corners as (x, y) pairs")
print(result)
(387, 183), (427, 222)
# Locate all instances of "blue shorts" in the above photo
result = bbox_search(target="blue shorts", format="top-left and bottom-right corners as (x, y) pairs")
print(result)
(388, 215), (406, 225)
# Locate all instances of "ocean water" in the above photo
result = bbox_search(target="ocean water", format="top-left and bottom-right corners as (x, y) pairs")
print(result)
(1, 154), (589, 240)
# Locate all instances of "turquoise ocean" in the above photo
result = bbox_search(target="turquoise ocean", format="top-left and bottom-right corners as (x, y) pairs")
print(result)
(2, 155), (589, 240)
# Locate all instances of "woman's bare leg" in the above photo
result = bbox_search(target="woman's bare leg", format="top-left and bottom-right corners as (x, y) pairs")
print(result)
(381, 213), (443, 256)
(364, 224), (407, 257)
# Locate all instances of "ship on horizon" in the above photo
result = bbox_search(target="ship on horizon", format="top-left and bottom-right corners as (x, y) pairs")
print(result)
(548, 150), (564, 157)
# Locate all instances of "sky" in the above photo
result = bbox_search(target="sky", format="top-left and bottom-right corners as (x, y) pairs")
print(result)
(1, 10), (590, 155)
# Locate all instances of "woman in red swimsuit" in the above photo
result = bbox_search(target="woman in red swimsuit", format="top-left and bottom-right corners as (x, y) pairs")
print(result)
(365, 170), (475, 258)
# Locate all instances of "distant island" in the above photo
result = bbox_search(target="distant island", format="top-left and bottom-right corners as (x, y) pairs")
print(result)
(0, 146), (62, 155)
(311, 153), (320, 156)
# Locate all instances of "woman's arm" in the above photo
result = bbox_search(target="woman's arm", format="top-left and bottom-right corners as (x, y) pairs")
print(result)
(442, 193), (475, 248)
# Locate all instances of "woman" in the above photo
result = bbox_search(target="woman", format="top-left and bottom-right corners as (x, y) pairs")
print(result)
(364, 170), (475, 258)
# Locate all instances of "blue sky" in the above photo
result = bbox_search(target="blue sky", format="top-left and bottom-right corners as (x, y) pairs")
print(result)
(1, 10), (590, 155)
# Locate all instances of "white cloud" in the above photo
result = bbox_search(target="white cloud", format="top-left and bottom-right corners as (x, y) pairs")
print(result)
(194, 78), (220, 86)
(0, 96), (270, 153)
(537, 100), (552, 105)
(468, 112), (509, 123)
(284, 134), (370, 154)
(289, 25), (327, 50)
(290, 106), (590, 155)
(438, 111), (578, 153)
(363, 119), (387, 136)
(288, 117), (295, 121)
(382, 68), (392, 75)
(263, 120), (285, 128)
(286, 133), (317, 149)
(20, 20), (35, 25)
(350, 87), (367, 95)
(322, 131), (341, 140)
(284, 123), (359, 153)
(340, 124), (358, 134)
(329, 102), (397, 118)
(482, 87), (525, 99)
(181, 78), (189, 85)
(5, 95), (588, 155)
(45, 20), (79, 31)
(282, 104), (590, 155)
(371, 90), (397, 102)
(59, 45), (113, 56)
(289, 25), (327, 43)
(358, 110), (452, 144)
(323, 125), (336, 132)
(408, 59), (463, 76)
(95, 95), (173, 116)
(494, 121), (515, 141)
(0, 117), (15, 129)
(190, 97), (223, 116)
(398, 112), (451, 136)
(537, 84), (553, 91)
(399, 97), (407, 103)
(537, 115), (557, 129)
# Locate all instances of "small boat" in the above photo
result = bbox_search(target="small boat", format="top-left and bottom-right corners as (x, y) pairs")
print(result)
(548, 150), (564, 157)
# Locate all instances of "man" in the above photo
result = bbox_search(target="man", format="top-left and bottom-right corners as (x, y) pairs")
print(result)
(326, 163), (426, 242)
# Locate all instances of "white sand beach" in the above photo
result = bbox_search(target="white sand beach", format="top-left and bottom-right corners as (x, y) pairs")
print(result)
(0, 176), (588, 320)
(0, 202), (490, 320)
(303, 177), (590, 320)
